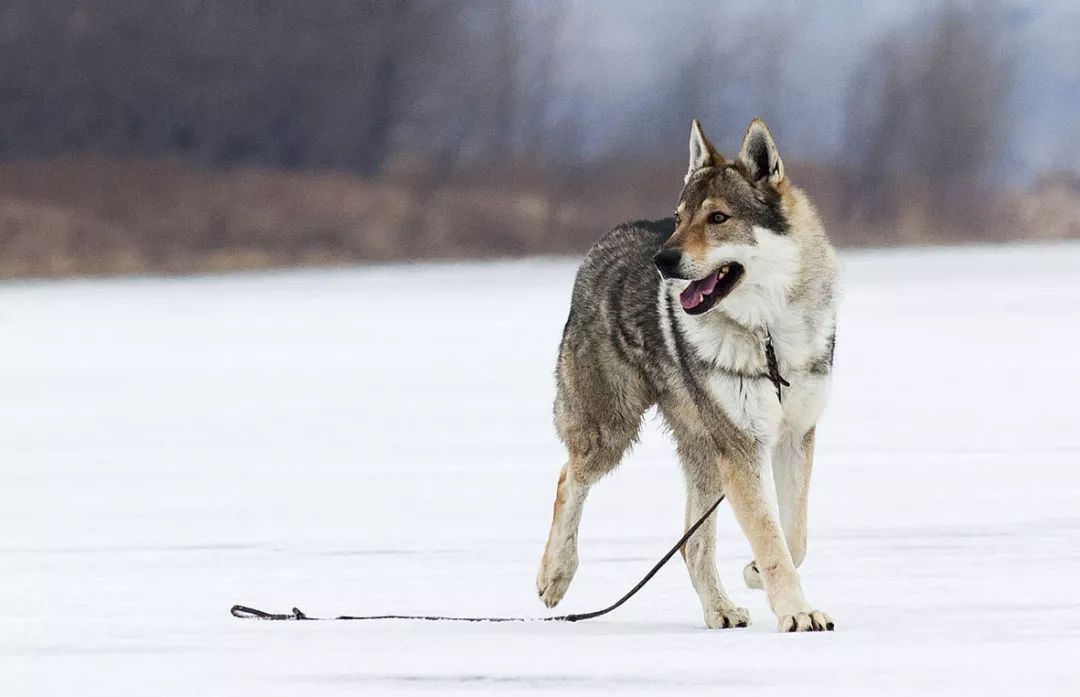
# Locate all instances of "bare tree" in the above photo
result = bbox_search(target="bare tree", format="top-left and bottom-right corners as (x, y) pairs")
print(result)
(843, 6), (1009, 238)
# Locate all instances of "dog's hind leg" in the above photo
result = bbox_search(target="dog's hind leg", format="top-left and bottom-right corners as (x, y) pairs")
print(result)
(680, 448), (751, 629)
(536, 457), (592, 608)
(744, 428), (814, 590)
(537, 378), (645, 608)
(536, 436), (639, 608)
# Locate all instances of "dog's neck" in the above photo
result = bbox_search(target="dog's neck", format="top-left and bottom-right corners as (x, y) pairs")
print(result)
(671, 283), (833, 379)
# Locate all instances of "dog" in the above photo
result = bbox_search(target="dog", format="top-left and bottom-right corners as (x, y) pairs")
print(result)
(536, 119), (838, 632)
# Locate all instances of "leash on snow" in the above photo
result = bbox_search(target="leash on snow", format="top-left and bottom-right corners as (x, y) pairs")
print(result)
(231, 493), (725, 623)
(232, 332), (791, 623)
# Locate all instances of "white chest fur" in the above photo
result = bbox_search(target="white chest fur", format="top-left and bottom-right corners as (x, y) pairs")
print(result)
(704, 370), (785, 443)
(700, 357), (830, 445)
(675, 296), (836, 445)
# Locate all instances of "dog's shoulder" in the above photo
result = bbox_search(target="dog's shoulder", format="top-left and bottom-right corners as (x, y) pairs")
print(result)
(588, 217), (674, 260)
(571, 217), (672, 297)
(622, 217), (676, 241)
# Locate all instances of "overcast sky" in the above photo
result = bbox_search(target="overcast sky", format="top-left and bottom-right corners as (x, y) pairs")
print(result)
(547, 0), (1079, 180)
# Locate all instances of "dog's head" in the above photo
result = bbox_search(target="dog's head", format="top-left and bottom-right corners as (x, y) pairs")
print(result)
(654, 119), (800, 320)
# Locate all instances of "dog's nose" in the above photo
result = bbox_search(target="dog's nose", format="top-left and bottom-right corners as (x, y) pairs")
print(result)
(653, 249), (683, 279)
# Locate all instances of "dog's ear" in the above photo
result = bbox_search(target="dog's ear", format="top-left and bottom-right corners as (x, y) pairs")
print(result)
(686, 119), (724, 183)
(738, 118), (784, 186)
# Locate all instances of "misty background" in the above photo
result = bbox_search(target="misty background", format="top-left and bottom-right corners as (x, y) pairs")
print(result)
(0, 0), (1077, 277)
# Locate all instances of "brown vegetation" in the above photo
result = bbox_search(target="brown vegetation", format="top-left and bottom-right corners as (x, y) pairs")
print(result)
(1, 155), (1076, 279)
(0, 152), (687, 277)
(0, 3), (1076, 278)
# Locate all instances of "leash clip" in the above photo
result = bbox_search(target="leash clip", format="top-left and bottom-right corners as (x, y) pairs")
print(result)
(763, 329), (789, 403)
(231, 604), (308, 620)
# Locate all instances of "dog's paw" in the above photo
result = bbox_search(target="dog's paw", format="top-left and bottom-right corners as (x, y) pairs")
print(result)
(777, 609), (834, 632)
(743, 561), (763, 590)
(536, 552), (578, 608)
(704, 605), (751, 629)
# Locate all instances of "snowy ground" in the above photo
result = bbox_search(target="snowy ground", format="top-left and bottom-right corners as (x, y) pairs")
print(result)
(3, 242), (1080, 695)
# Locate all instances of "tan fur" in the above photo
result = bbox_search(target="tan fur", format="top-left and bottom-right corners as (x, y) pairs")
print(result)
(787, 428), (815, 565)
(678, 223), (710, 261)
(720, 450), (817, 628)
(538, 118), (837, 632)
(680, 451), (751, 628)
(702, 197), (732, 216)
(744, 428), (815, 588)
(541, 463), (570, 567)
(538, 460), (586, 607)
(664, 201), (732, 265)
(551, 466), (568, 518)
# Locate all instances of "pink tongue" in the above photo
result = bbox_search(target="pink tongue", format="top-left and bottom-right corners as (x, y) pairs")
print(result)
(679, 270), (721, 310)
(698, 270), (721, 295)
(679, 285), (703, 310)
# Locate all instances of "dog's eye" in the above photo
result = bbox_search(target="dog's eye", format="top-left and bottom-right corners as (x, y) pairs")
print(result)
(707, 211), (729, 224)
(673, 212), (681, 224)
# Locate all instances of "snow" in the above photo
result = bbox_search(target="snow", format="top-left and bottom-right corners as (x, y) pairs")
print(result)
(3, 242), (1080, 695)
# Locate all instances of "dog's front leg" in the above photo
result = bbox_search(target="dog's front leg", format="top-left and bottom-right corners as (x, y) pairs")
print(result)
(744, 428), (814, 590)
(720, 446), (833, 632)
(682, 475), (750, 629)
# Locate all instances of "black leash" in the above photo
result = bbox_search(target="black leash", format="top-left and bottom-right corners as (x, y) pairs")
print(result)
(231, 493), (725, 623)
(764, 329), (790, 403)
(233, 330), (788, 623)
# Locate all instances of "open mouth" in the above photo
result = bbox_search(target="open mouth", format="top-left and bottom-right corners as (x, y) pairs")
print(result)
(679, 263), (745, 315)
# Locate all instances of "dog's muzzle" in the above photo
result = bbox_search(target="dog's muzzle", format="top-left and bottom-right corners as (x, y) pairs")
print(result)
(653, 249), (685, 280)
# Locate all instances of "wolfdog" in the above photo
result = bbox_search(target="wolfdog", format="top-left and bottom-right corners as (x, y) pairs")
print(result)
(536, 119), (838, 632)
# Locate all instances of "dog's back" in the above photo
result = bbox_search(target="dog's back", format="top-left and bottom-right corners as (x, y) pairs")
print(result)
(557, 218), (671, 397)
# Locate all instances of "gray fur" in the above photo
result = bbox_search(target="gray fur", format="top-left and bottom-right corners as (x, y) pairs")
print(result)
(554, 217), (759, 477)
(540, 119), (839, 631)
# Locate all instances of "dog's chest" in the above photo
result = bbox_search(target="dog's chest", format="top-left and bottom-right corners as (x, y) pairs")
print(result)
(704, 370), (784, 443)
(686, 318), (830, 443)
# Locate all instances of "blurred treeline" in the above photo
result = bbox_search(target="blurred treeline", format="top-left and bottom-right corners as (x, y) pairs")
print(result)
(0, 1), (1077, 277)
